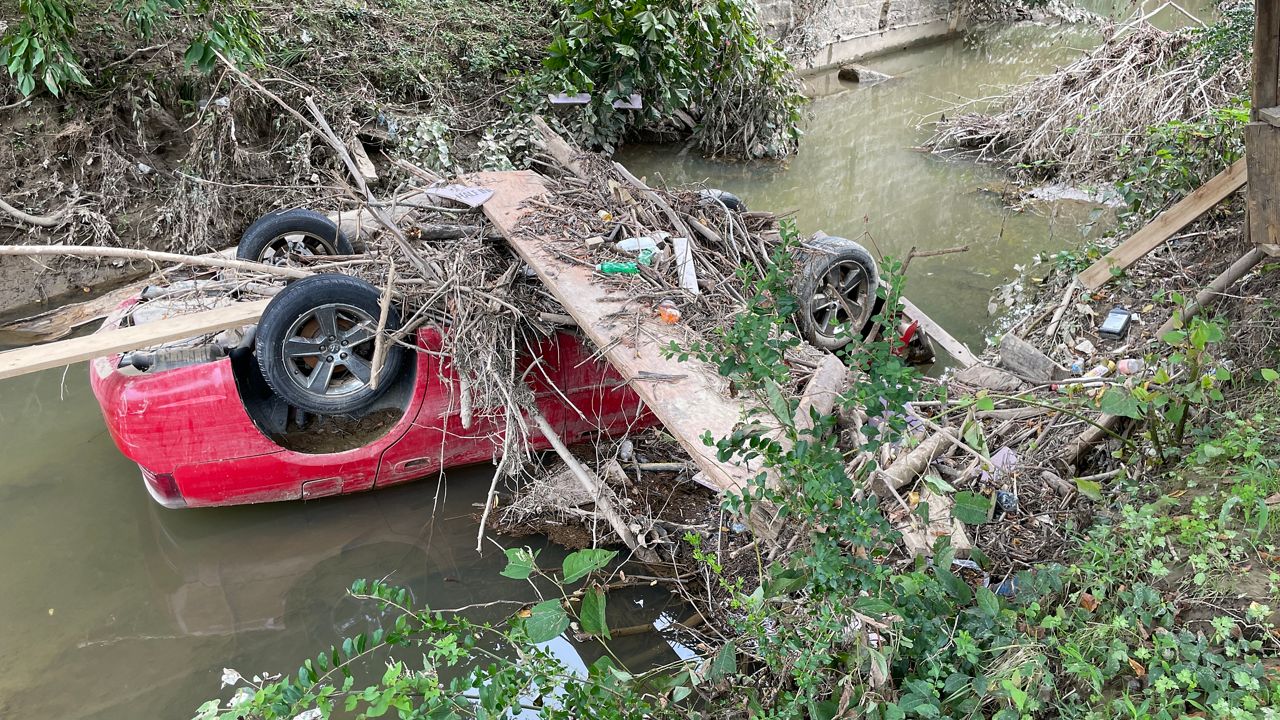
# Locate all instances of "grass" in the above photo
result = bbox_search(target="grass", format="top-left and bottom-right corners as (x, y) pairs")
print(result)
(1014, 384), (1280, 719)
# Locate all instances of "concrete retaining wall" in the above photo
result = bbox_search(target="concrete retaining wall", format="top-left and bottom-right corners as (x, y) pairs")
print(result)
(757, 0), (960, 71)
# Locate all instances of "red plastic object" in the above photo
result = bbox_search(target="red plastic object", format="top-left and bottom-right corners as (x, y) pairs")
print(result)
(89, 300), (655, 508)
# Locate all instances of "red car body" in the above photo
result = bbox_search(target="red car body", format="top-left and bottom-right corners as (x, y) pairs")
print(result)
(90, 299), (654, 508)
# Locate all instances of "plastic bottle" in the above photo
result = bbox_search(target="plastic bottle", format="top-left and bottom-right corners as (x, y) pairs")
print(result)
(616, 236), (659, 253)
(596, 262), (639, 274)
(1116, 358), (1146, 375)
(656, 299), (681, 324)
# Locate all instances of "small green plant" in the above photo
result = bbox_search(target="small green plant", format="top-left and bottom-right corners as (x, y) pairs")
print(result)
(1098, 306), (1231, 459)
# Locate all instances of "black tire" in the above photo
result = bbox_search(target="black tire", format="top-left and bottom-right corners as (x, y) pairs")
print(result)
(255, 274), (407, 415)
(795, 236), (880, 351)
(237, 209), (354, 266)
(699, 189), (747, 213)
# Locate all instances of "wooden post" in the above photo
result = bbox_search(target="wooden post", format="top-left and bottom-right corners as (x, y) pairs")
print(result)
(1250, 0), (1280, 251)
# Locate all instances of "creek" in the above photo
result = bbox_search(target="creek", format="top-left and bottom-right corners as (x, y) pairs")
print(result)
(0, 11), (1205, 718)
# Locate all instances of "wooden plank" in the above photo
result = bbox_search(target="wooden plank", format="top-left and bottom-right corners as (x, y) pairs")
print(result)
(1078, 158), (1248, 290)
(0, 299), (270, 381)
(472, 170), (763, 501)
(899, 297), (979, 368)
(1258, 105), (1280, 128)
(1247, 124), (1280, 247)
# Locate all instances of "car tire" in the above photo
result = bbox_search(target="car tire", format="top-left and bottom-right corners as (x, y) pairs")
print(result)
(795, 236), (880, 351)
(255, 274), (407, 415)
(699, 189), (747, 213)
(237, 209), (354, 266)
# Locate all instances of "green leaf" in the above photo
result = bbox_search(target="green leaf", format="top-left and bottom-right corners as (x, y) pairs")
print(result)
(523, 600), (570, 643)
(1263, 368), (1279, 382)
(1162, 329), (1187, 346)
(1098, 388), (1144, 419)
(922, 472), (957, 494)
(974, 395), (995, 412)
(764, 379), (794, 429)
(562, 548), (616, 584)
(1075, 478), (1103, 502)
(579, 588), (610, 638)
(953, 491), (992, 525)
(671, 685), (692, 702)
(708, 640), (737, 680)
(500, 547), (536, 580)
(976, 586), (999, 618)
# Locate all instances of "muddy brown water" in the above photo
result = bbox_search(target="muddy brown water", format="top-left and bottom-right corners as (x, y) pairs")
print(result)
(0, 11), (1212, 719)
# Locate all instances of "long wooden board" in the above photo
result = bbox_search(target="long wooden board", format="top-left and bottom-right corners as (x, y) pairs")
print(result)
(473, 171), (762, 500)
(1078, 158), (1248, 290)
(900, 297), (979, 368)
(0, 299), (270, 380)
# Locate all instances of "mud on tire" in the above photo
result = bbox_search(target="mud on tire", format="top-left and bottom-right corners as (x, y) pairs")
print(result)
(255, 274), (407, 415)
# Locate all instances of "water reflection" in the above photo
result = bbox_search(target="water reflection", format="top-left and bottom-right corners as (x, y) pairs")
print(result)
(0, 366), (680, 719)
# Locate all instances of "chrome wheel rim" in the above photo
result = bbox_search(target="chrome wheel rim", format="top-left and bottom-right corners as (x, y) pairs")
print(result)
(259, 231), (341, 266)
(809, 260), (874, 341)
(281, 303), (378, 399)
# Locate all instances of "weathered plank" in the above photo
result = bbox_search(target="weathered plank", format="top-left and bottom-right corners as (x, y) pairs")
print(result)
(1247, 124), (1280, 247)
(0, 299), (270, 380)
(473, 170), (763, 501)
(899, 297), (979, 368)
(1077, 158), (1248, 290)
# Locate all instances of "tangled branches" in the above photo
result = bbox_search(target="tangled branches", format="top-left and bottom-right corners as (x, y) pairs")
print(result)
(925, 22), (1249, 183)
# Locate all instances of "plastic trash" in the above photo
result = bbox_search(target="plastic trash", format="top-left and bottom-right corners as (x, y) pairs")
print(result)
(995, 490), (1019, 514)
(616, 236), (660, 253)
(1116, 358), (1146, 375)
(1099, 306), (1133, 339)
(656, 299), (682, 324)
(596, 262), (639, 274)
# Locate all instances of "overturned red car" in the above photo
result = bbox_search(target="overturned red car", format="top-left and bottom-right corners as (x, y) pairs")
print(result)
(90, 275), (652, 509)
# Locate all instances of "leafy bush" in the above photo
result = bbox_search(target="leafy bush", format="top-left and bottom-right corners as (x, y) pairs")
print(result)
(529, 0), (804, 158)
(1117, 99), (1248, 218)
(1, 0), (265, 97)
(0, 0), (87, 96)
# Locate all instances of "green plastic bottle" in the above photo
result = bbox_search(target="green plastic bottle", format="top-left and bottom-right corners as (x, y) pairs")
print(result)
(596, 262), (639, 274)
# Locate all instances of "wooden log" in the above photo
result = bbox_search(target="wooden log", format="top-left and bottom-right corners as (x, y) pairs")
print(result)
(1059, 413), (1123, 467)
(1077, 158), (1247, 290)
(0, 282), (150, 343)
(1043, 278), (1079, 343)
(1253, 0), (1280, 113)
(998, 334), (1067, 383)
(794, 352), (847, 435)
(952, 364), (1025, 392)
(873, 432), (951, 495)
(1156, 246), (1266, 337)
(0, 244), (310, 279)
(899, 297), (978, 368)
(348, 141), (379, 184)
(0, 299), (271, 381)
(897, 483), (972, 559)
